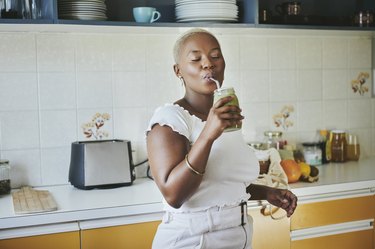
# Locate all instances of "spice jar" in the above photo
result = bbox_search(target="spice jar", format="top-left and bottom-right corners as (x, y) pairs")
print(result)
(263, 131), (283, 150)
(0, 160), (11, 195)
(302, 142), (322, 166)
(331, 130), (347, 163)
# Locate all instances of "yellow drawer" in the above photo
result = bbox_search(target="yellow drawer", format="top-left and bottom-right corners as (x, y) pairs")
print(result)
(81, 220), (160, 249)
(0, 231), (80, 249)
(291, 229), (373, 249)
(291, 195), (374, 230)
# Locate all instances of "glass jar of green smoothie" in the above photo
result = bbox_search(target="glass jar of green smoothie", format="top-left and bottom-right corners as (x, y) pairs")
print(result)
(213, 87), (241, 132)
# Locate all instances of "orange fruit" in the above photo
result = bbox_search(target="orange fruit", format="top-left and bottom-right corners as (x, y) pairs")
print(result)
(281, 159), (302, 183)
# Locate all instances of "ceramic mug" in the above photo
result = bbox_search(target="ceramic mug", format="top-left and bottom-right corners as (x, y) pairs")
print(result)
(133, 7), (161, 23)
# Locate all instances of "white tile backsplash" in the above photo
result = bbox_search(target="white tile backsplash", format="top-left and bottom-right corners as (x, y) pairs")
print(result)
(40, 110), (77, 148)
(322, 69), (348, 100)
(77, 72), (113, 109)
(0, 111), (40, 150)
(269, 37), (296, 69)
(240, 36), (269, 70)
(0, 33), (37, 72)
(269, 70), (297, 101)
(323, 38), (348, 69)
(297, 70), (322, 101)
(39, 72), (77, 110)
(348, 37), (372, 69)
(0, 29), (374, 187)
(296, 38), (322, 69)
(3, 149), (42, 187)
(0, 73), (38, 111)
(37, 34), (76, 72)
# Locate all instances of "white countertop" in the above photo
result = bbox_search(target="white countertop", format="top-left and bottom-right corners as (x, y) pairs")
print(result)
(0, 157), (374, 235)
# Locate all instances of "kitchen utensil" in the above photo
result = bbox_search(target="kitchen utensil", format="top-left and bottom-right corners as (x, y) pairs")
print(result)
(276, 1), (301, 16)
(69, 139), (136, 190)
(12, 186), (58, 214)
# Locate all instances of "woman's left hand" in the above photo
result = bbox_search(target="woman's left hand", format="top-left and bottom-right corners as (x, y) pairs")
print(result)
(266, 188), (297, 217)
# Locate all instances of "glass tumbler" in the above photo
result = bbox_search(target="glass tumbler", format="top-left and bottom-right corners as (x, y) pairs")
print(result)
(346, 134), (360, 161)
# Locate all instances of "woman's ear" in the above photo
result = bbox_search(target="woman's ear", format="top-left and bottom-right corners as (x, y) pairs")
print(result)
(173, 64), (181, 78)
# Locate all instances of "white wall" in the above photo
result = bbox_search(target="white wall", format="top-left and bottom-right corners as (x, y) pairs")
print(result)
(0, 27), (374, 187)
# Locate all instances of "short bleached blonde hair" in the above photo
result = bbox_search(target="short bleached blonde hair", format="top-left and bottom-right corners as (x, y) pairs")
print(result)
(173, 28), (221, 63)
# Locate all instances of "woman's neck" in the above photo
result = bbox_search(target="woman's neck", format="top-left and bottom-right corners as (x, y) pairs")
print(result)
(179, 94), (213, 121)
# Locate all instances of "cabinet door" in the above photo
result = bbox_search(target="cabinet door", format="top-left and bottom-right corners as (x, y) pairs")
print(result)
(291, 195), (374, 230)
(0, 231), (80, 249)
(81, 220), (160, 249)
(248, 206), (290, 249)
(291, 229), (373, 249)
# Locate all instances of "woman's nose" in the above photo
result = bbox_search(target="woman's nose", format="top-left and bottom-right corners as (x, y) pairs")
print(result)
(202, 57), (214, 69)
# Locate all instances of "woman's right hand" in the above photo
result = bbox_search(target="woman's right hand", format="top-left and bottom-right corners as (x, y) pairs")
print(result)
(201, 96), (244, 141)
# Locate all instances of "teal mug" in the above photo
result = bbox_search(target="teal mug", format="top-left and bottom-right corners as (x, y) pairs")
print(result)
(133, 7), (161, 23)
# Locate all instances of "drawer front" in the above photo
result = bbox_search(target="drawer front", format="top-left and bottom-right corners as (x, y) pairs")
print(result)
(81, 220), (160, 249)
(248, 207), (290, 249)
(291, 196), (374, 230)
(0, 231), (80, 249)
(291, 229), (373, 249)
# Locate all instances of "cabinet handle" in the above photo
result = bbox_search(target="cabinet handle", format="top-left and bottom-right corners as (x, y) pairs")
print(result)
(260, 204), (286, 220)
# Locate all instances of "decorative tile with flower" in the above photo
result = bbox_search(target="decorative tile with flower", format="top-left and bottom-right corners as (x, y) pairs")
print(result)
(351, 72), (369, 96)
(81, 113), (111, 140)
(273, 105), (294, 131)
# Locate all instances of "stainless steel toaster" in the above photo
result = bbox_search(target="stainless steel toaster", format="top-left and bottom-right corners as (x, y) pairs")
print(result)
(69, 139), (136, 190)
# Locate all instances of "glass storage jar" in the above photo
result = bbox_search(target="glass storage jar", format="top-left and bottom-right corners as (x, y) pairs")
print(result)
(302, 142), (322, 166)
(0, 160), (11, 195)
(263, 131), (283, 150)
(331, 130), (347, 163)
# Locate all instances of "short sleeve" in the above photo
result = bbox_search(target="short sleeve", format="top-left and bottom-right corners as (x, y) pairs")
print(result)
(146, 104), (192, 140)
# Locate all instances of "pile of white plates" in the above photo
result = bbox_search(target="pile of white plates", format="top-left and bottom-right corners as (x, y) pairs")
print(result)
(175, 0), (238, 23)
(58, 0), (107, 21)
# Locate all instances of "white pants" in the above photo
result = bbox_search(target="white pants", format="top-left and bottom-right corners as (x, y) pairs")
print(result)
(152, 203), (253, 249)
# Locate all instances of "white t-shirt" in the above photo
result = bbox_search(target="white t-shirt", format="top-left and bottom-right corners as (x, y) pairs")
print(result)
(146, 103), (259, 212)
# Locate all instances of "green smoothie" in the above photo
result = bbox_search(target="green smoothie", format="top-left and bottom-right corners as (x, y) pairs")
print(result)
(213, 87), (241, 132)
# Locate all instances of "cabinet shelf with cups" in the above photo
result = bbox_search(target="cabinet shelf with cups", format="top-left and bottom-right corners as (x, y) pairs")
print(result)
(0, 0), (374, 31)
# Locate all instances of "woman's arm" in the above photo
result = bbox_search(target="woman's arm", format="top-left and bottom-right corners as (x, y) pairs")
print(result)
(147, 124), (214, 209)
(247, 184), (298, 217)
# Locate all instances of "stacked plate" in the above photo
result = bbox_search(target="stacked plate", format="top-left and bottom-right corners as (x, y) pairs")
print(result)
(58, 0), (107, 21)
(175, 0), (238, 23)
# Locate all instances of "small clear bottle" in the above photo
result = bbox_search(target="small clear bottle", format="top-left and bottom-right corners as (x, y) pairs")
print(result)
(0, 160), (11, 195)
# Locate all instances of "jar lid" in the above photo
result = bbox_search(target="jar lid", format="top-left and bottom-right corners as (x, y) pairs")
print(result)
(264, 131), (282, 137)
(248, 141), (263, 150)
(0, 160), (9, 165)
(331, 130), (346, 134)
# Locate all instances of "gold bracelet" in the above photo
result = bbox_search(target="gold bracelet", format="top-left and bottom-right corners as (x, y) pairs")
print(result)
(185, 154), (205, 176)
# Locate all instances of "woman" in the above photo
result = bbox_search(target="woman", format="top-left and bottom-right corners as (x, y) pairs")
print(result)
(146, 28), (297, 249)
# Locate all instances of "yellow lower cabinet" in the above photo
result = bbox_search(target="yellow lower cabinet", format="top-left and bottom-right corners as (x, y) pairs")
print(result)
(0, 231), (80, 249)
(291, 229), (373, 249)
(81, 220), (160, 249)
(291, 193), (375, 249)
(248, 204), (290, 249)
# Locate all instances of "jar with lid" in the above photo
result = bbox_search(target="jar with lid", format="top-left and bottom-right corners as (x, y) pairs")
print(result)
(263, 131), (283, 150)
(0, 160), (11, 195)
(213, 87), (241, 132)
(331, 130), (347, 163)
(302, 142), (322, 166)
